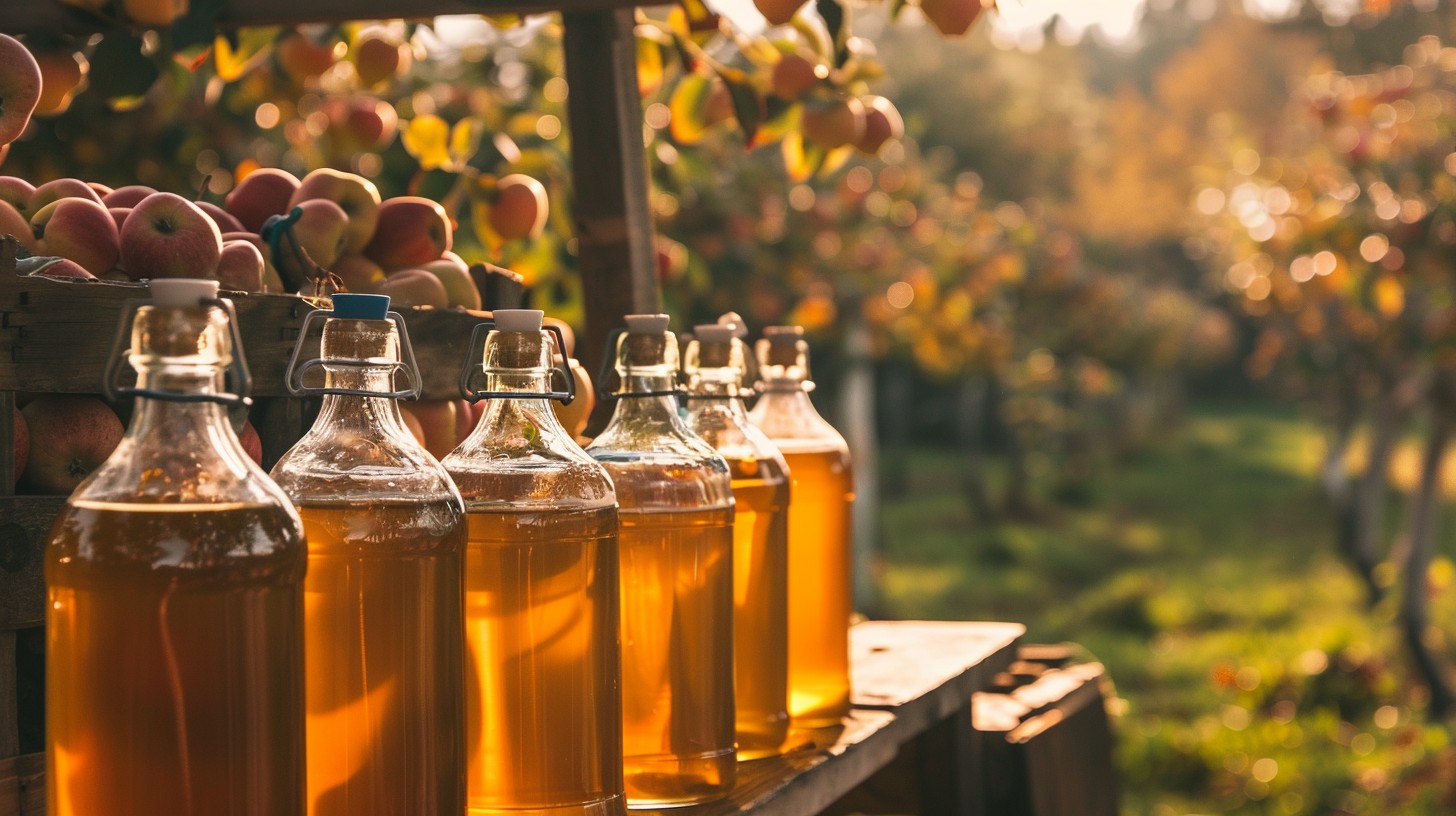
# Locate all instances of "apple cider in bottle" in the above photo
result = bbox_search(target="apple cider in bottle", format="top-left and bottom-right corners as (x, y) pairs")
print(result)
(586, 315), (736, 807)
(441, 309), (625, 816)
(46, 280), (307, 816)
(683, 323), (791, 760)
(747, 326), (854, 729)
(269, 294), (466, 816)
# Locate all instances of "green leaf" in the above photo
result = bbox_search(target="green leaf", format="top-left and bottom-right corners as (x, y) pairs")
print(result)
(88, 34), (163, 107)
(170, 0), (227, 51)
(715, 66), (762, 147)
(815, 0), (850, 68)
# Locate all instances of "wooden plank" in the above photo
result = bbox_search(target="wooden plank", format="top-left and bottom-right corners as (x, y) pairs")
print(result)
(0, 498), (60, 631)
(561, 7), (661, 432)
(0, 0), (640, 35)
(0, 632), (14, 759)
(0, 272), (490, 400)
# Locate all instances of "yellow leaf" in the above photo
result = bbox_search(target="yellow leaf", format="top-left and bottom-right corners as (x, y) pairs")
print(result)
(782, 130), (814, 183)
(669, 73), (713, 145)
(213, 31), (272, 82)
(450, 118), (485, 168)
(402, 115), (452, 170)
(637, 35), (664, 98)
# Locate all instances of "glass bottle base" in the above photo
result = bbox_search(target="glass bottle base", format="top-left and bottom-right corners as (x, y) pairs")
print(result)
(468, 795), (626, 816)
(624, 749), (736, 809)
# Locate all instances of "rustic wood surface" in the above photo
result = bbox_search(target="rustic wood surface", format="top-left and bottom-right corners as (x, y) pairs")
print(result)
(0, 0), (640, 35)
(0, 498), (61, 633)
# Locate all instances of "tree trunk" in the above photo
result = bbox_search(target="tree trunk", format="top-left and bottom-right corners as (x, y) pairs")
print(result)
(1400, 398), (1456, 719)
(1338, 389), (1403, 605)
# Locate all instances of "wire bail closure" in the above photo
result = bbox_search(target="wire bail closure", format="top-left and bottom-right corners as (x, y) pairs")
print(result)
(458, 320), (577, 404)
(283, 306), (423, 400)
(594, 327), (687, 404)
(102, 297), (254, 408)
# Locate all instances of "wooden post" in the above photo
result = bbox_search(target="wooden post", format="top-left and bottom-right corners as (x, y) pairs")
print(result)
(561, 7), (661, 432)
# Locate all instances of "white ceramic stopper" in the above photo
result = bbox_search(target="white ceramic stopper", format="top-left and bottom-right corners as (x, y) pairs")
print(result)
(718, 312), (748, 339)
(694, 324), (736, 343)
(493, 309), (544, 332)
(625, 313), (671, 334)
(150, 279), (220, 307)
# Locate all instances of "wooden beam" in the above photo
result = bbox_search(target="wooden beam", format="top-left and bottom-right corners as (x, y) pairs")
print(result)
(0, 0), (637, 35)
(560, 7), (661, 432)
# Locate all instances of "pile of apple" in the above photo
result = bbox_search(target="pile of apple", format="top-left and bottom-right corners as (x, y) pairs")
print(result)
(0, 165), (549, 309)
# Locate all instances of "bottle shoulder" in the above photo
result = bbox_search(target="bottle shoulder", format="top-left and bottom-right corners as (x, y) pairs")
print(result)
(747, 392), (848, 453)
(271, 424), (463, 506)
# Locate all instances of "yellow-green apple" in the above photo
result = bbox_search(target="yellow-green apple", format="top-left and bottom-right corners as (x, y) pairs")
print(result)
(221, 231), (284, 292)
(20, 395), (124, 494)
(398, 406), (427, 448)
(102, 184), (156, 208)
(225, 167), (300, 231)
(753, 0), (805, 26)
(352, 31), (410, 88)
(275, 197), (349, 282)
(489, 174), (548, 242)
(552, 360), (595, 438)
(32, 257), (96, 279)
(121, 192), (223, 279)
(122, 0), (189, 27)
(420, 251), (481, 309)
(364, 196), (451, 270)
(378, 267), (448, 308)
(238, 420), (262, 465)
(217, 239), (265, 292)
(196, 201), (245, 234)
(0, 34), (41, 146)
(289, 168), (380, 253)
(771, 54), (820, 100)
(0, 176), (33, 211)
(854, 96), (904, 156)
(31, 198), (119, 275)
(32, 50), (87, 116)
(403, 399), (457, 459)
(801, 97), (865, 150)
(11, 406), (27, 483)
(331, 253), (386, 293)
(106, 207), (131, 232)
(277, 29), (339, 81)
(28, 177), (102, 216)
(0, 201), (37, 250)
(920, 0), (985, 37)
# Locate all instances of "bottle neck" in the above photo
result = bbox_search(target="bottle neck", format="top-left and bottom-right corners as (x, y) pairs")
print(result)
(686, 374), (751, 421)
(316, 363), (413, 441)
(612, 371), (682, 424)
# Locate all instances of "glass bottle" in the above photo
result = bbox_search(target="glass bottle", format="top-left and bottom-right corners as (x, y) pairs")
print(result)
(683, 323), (791, 760)
(746, 325), (854, 729)
(270, 294), (466, 816)
(46, 279), (306, 816)
(585, 314), (737, 806)
(441, 309), (625, 816)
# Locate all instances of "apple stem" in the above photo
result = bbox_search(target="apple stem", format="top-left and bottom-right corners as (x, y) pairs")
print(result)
(196, 172), (214, 202)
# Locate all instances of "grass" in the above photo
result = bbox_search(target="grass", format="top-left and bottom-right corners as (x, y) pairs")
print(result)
(876, 402), (1456, 814)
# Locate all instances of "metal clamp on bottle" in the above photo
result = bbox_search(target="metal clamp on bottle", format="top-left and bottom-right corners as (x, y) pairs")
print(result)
(595, 316), (688, 404)
(458, 313), (577, 404)
(283, 294), (423, 400)
(102, 280), (254, 408)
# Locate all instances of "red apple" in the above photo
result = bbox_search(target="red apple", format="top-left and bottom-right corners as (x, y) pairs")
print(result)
(225, 167), (300, 232)
(11, 406), (27, 483)
(0, 176), (34, 212)
(31, 198), (120, 275)
(221, 231), (285, 292)
(801, 97), (865, 150)
(102, 185), (157, 208)
(32, 50), (87, 117)
(0, 34), (41, 146)
(86, 182), (112, 199)
(771, 54), (820, 100)
(289, 168), (380, 254)
(277, 29), (339, 81)
(753, 0), (805, 26)
(331, 253), (386, 294)
(0, 200), (37, 251)
(920, 0), (985, 37)
(28, 177), (103, 217)
(217, 240), (265, 292)
(238, 420), (263, 465)
(489, 174), (549, 242)
(398, 406), (427, 448)
(420, 251), (480, 310)
(121, 0), (190, 27)
(196, 201), (245, 234)
(378, 268), (448, 308)
(364, 196), (451, 270)
(20, 396), (124, 494)
(352, 31), (410, 87)
(453, 398), (475, 444)
(405, 399), (458, 459)
(32, 257), (96, 280)
(121, 192), (224, 279)
(854, 96), (903, 156)
(275, 198), (349, 284)
(107, 206), (131, 232)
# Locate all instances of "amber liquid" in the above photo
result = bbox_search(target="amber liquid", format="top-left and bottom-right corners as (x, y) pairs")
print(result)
(46, 501), (306, 816)
(298, 501), (466, 816)
(725, 465), (790, 760)
(464, 506), (625, 816)
(617, 507), (736, 806)
(780, 448), (855, 727)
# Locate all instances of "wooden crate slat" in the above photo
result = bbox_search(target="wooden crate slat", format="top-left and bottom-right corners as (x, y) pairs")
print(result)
(0, 272), (489, 400)
(0, 0), (640, 35)
(0, 498), (61, 632)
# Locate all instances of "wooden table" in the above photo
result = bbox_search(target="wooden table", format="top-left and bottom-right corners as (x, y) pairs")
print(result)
(641, 621), (1025, 816)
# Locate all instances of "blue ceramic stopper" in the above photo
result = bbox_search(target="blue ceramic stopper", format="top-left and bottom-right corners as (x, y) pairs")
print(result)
(331, 293), (391, 320)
